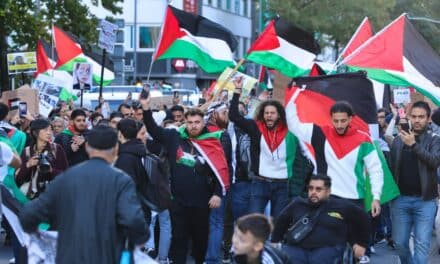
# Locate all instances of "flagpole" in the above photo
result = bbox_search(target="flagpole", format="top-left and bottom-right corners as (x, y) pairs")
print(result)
(331, 17), (368, 71)
(51, 24), (54, 77)
(147, 3), (169, 83)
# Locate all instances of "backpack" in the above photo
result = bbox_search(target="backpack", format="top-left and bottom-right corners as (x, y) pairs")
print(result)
(141, 151), (172, 212)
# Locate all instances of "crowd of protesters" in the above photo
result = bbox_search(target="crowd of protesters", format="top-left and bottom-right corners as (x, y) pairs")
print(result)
(0, 80), (438, 264)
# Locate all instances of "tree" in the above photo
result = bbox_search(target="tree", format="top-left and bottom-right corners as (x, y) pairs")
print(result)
(267, 0), (395, 58)
(391, 0), (440, 53)
(0, 0), (122, 91)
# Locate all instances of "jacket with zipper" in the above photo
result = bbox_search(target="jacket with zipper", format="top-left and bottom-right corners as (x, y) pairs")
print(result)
(390, 129), (440, 200)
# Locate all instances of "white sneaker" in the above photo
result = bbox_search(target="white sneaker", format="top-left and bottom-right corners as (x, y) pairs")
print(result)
(8, 258), (15, 264)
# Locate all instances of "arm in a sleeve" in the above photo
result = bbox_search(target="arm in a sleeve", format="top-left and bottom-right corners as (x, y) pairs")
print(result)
(228, 93), (259, 137)
(363, 144), (384, 201)
(412, 134), (440, 169)
(271, 201), (296, 243)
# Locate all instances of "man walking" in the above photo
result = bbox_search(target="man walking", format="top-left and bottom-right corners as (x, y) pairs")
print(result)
(19, 126), (149, 264)
(141, 95), (229, 264)
(389, 101), (440, 264)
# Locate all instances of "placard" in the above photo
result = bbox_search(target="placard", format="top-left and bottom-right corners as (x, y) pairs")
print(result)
(393, 88), (411, 105)
(7, 52), (37, 74)
(98, 20), (118, 53)
(72, 63), (93, 90)
(214, 67), (258, 100)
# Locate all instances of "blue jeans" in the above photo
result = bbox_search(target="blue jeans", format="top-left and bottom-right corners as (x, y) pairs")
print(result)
(282, 244), (345, 264)
(205, 195), (226, 264)
(146, 210), (172, 260)
(391, 196), (437, 264)
(249, 178), (289, 218)
(231, 181), (251, 221)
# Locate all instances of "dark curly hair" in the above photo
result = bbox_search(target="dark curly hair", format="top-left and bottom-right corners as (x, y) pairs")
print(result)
(254, 100), (286, 126)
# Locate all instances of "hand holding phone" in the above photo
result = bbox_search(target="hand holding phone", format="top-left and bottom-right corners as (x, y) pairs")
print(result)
(400, 123), (410, 133)
(19, 102), (27, 117)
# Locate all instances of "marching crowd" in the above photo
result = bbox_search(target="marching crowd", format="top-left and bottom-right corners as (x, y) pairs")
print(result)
(0, 78), (439, 264)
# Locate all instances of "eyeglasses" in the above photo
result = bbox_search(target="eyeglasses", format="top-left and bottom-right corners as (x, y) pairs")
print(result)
(307, 186), (327, 192)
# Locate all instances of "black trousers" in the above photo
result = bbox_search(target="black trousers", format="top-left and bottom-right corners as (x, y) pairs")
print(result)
(169, 201), (210, 264)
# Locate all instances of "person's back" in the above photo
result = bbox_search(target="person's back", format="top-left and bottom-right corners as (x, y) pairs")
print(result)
(19, 126), (148, 264)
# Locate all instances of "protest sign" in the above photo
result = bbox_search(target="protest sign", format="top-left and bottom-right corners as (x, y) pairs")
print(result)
(213, 67), (258, 100)
(0, 85), (39, 115)
(72, 63), (93, 90)
(32, 75), (67, 117)
(393, 88), (411, 105)
(7, 52), (37, 74)
(98, 20), (118, 54)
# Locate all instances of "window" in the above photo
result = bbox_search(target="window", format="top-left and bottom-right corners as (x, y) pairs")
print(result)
(124, 25), (134, 49)
(242, 0), (248, 16)
(226, 0), (231, 10)
(139, 26), (161, 49)
(217, 0), (222, 8)
(234, 0), (240, 14)
(242, 37), (248, 57)
(207, 0), (213, 5)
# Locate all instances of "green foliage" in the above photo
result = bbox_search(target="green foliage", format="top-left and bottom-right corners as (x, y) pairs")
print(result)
(268, 0), (395, 46)
(0, 0), (122, 90)
(268, 0), (440, 54)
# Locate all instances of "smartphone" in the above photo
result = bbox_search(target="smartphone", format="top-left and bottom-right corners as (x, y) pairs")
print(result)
(400, 123), (410, 133)
(140, 87), (150, 99)
(18, 102), (27, 117)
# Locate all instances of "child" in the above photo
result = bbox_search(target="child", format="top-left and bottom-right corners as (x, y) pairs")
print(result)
(232, 214), (288, 264)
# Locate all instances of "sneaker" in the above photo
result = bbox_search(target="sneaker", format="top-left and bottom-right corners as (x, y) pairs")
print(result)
(369, 246), (376, 254)
(358, 255), (370, 264)
(8, 258), (15, 264)
(140, 247), (156, 258)
(158, 257), (171, 264)
(375, 238), (387, 244)
(387, 238), (396, 250)
(222, 249), (231, 263)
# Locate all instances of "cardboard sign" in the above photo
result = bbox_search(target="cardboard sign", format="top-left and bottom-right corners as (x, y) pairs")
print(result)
(0, 85), (39, 115)
(98, 20), (118, 53)
(7, 52), (37, 74)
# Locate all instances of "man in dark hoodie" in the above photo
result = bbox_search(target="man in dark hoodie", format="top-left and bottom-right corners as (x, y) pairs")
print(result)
(140, 94), (229, 264)
(54, 109), (89, 166)
(115, 118), (150, 222)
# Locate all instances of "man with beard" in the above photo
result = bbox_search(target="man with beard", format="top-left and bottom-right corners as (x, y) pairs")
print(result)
(229, 78), (308, 218)
(140, 94), (229, 264)
(286, 97), (383, 217)
(389, 101), (440, 264)
(271, 174), (371, 263)
(205, 102), (232, 264)
(55, 109), (89, 166)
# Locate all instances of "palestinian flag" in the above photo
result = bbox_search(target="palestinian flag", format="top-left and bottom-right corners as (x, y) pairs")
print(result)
(53, 26), (115, 86)
(342, 14), (440, 105)
(284, 72), (400, 211)
(154, 5), (238, 73)
(258, 66), (273, 90)
(309, 63), (326, 77)
(35, 40), (54, 76)
(178, 127), (230, 194)
(340, 17), (373, 59)
(246, 17), (320, 78)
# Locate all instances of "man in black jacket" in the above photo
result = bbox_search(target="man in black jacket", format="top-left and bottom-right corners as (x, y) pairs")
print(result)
(140, 95), (229, 264)
(271, 174), (371, 264)
(115, 118), (151, 222)
(54, 109), (89, 166)
(389, 101), (440, 264)
(19, 125), (148, 264)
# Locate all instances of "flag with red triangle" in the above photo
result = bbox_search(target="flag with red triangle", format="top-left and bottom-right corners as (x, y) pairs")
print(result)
(309, 63), (326, 77)
(341, 17), (373, 59)
(246, 17), (320, 78)
(35, 40), (54, 76)
(154, 5), (238, 73)
(52, 26), (114, 85)
(342, 14), (440, 105)
(284, 72), (399, 211)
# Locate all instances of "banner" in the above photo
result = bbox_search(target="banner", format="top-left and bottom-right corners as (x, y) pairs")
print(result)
(0, 85), (39, 115)
(7, 52), (37, 74)
(98, 20), (118, 54)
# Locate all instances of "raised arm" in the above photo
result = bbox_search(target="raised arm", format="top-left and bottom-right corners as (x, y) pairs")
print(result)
(285, 88), (315, 144)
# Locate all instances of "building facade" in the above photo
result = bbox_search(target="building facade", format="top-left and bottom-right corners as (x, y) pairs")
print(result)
(88, 0), (255, 89)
